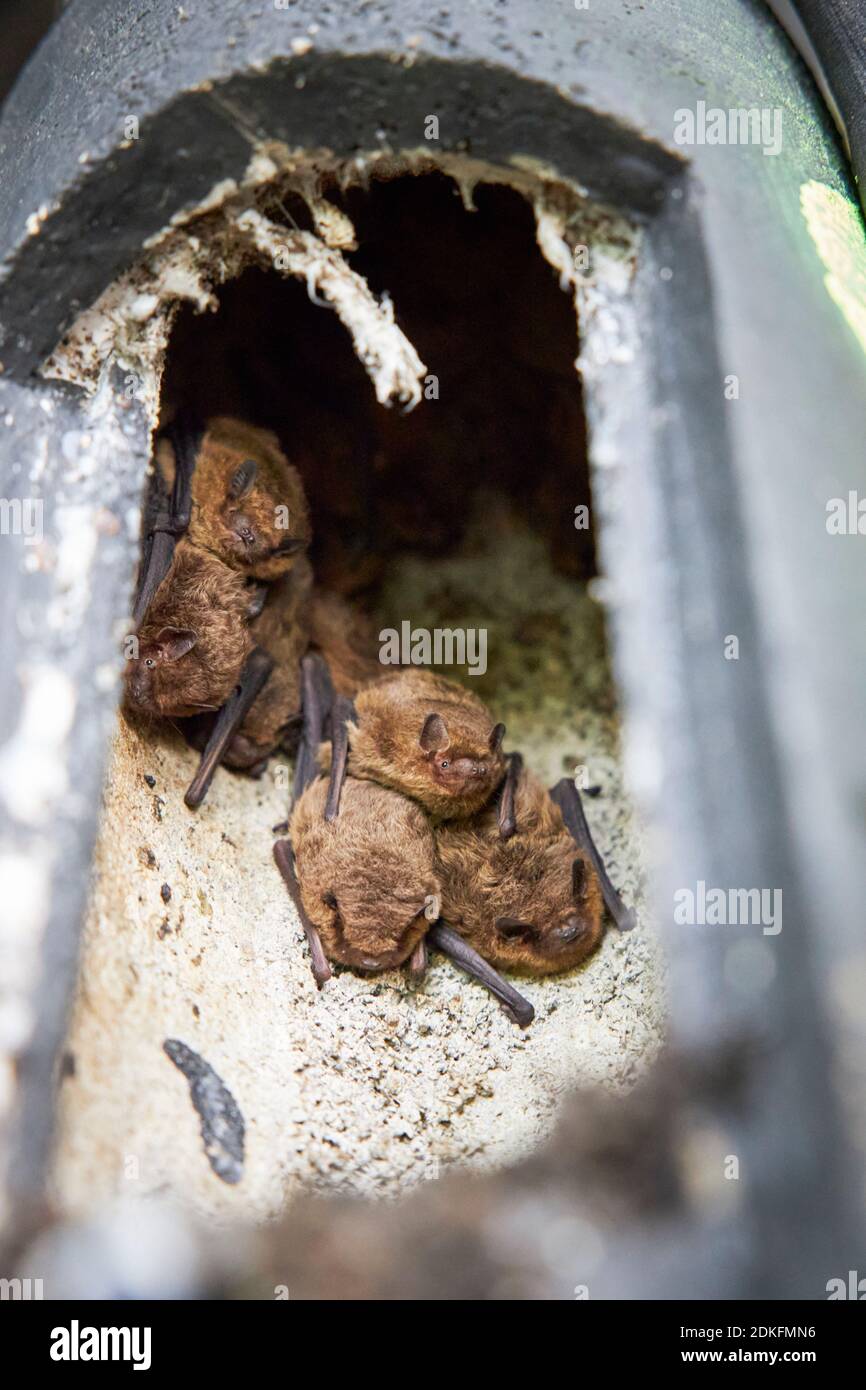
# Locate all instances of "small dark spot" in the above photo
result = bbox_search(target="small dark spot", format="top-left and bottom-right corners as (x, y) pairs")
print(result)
(138, 846), (157, 869)
(59, 1051), (76, 1081)
(163, 1038), (245, 1184)
(160, 883), (172, 903)
(585, 785), (602, 798)
(271, 820), (289, 835)
(221, 832), (237, 848)
(153, 795), (166, 822)
(191, 1004), (200, 1019)
(157, 918), (171, 940)
(191, 953), (203, 967)
(144, 774), (156, 788)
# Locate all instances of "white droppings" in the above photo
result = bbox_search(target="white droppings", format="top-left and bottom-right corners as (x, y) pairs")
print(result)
(128, 294), (160, 322)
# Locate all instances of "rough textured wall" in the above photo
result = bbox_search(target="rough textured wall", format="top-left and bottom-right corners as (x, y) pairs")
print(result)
(53, 511), (660, 1216)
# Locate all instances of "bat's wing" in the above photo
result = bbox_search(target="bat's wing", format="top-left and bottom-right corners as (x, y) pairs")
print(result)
(273, 838), (332, 987)
(497, 751), (523, 839)
(549, 778), (637, 931)
(407, 935), (428, 981)
(292, 651), (335, 804)
(133, 411), (203, 626)
(323, 694), (357, 822)
(428, 922), (535, 1027)
(184, 648), (274, 809)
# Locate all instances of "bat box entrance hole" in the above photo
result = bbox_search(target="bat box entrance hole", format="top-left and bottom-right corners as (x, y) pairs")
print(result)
(159, 173), (615, 739)
(55, 170), (656, 1214)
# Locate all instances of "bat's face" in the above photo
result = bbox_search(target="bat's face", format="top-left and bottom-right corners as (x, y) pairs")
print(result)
(190, 447), (310, 580)
(314, 881), (435, 973)
(487, 842), (604, 974)
(419, 713), (507, 810)
(291, 778), (439, 972)
(438, 827), (604, 976)
(124, 626), (213, 719)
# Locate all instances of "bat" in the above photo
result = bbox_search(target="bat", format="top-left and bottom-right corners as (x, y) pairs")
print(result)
(435, 764), (637, 977)
(156, 415), (311, 582)
(133, 410), (201, 627)
(322, 669), (512, 826)
(275, 654), (535, 1025)
(308, 587), (382, 697)
(274, 653), (434, 976)
(211, 556), (313, 773)
(124, 540), (259, 721)
(128, 411), (316, 807)
(548, 777), (637, 933)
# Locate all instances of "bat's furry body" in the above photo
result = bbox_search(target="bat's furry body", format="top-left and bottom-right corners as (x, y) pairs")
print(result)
(124, 541), (255, 719)
(289, 774), (439, 972)
(220, 556), (313, 769)
(344, 670), (507, 821)
(308, 588), (381, 697)
(157, 415), (311, 582)
(436, 766), (605, 976)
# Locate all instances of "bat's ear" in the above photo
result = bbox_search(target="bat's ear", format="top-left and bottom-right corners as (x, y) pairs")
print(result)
(495, 916), (536, 942)
(489, 722), (506, 753)
(572, 856), (588, 900)
(419, 712), (450, 753)
(156, 627), (198, 661)
(228, 458), (257, 501)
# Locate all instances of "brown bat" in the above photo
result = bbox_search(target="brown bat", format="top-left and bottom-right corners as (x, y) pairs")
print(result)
(285, 775), (439, 975)
(435, 760), (636, 977)
(308, 587), (381, 698)
(132, 410), (200, 627)
(324, 669), (513, 827)
(215, 556), (313, 773)
(128, 410), (315, 807)
(124, 540), (260, 721)
(274, 654), (534, 1025)
(182, 556), (314, 807)
(156, 415), (311, 583)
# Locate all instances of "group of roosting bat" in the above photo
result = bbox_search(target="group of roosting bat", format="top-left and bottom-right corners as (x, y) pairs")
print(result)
(124, 415), (636, 1028)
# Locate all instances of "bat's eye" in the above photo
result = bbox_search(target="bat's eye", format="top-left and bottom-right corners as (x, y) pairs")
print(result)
(237, 525), (255, 546)
(144, 657), (155, 669)
(440, 759), (450, 769)
(478, 764), (487, 775)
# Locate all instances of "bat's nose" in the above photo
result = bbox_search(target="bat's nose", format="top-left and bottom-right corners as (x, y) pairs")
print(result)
(126, 672), (145, 705)
(556, 916), (586, 943)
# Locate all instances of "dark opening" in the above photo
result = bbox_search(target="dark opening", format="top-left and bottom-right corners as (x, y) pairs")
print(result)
(160, 173), (611, 724)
